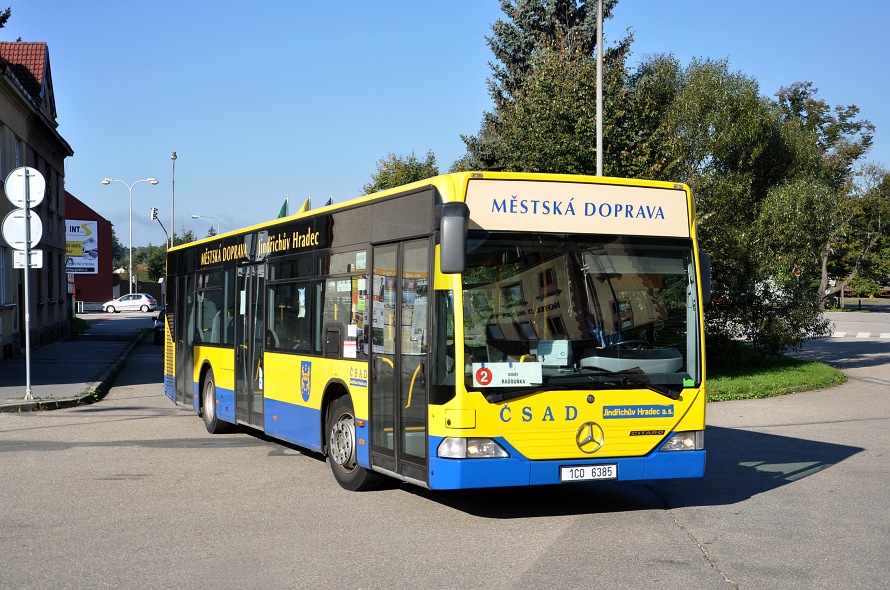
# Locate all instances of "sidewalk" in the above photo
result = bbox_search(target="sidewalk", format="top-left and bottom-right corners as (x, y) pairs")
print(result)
(0, 314), (149, 412)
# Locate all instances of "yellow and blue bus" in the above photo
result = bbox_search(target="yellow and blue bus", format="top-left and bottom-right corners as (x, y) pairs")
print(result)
(163, 172), (710, 491)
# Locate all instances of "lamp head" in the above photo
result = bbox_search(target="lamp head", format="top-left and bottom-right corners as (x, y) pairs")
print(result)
(191, 215), (199, 219)
(149, 178), (159, 185)
(102, 178), (111, 185)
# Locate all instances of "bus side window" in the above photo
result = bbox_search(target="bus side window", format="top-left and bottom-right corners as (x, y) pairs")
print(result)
(196, 289), (221, 344)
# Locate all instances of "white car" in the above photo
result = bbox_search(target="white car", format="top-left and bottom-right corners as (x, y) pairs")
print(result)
(103, 293), (158, 313)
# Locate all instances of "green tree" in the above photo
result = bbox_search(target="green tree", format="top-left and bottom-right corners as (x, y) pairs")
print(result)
(619, 63), (877, 349)
(110, 227), (126, 269)
(142, 230), (198, 282)
(638, 58), (832, 353)
(363, 151), (438, 194)
(457, 1), (884, 354)
(0, 7), (11, 29)
(173, 229), (197, 247)
(492, 48), (601, 173)
(827, 164), (890, 300)
(487, 0), (619, 108)
(773, 82), (877, 307)
(141, 244), (167, 282)
(457, 0), (628, 171)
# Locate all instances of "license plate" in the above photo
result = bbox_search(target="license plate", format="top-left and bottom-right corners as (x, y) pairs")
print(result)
(560, 464), (617, 482)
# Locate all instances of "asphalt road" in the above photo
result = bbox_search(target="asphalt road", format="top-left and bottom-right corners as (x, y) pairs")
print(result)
(0, 314), (888, 590)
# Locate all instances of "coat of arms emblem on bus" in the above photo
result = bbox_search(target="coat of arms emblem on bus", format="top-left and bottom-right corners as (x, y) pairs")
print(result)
(300, 361), (311, 402)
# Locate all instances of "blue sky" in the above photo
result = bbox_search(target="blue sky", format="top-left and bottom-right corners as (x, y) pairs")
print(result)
(9, 1), (889, 247)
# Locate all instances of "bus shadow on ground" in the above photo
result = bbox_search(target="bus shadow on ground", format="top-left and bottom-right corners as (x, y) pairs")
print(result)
(415, 426), (863, 518)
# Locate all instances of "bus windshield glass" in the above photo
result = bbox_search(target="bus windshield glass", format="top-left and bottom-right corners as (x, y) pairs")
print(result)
(462, 231), (702, 395)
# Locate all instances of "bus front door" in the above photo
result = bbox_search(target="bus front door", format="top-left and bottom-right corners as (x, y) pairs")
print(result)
(370, 239), (431, 485)
(234, 263), (265, 428)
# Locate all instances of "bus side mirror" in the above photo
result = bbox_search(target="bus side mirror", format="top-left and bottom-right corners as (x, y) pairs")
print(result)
(439, 202), (469, 274)
(699, 252), (712, 304)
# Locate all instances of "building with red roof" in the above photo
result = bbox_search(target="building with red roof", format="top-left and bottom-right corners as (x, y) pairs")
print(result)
(0, 41), (74, 360)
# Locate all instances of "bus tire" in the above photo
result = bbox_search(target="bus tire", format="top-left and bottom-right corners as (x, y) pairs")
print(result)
(202, 368), (233, 434)
(327, 396), (382, 491)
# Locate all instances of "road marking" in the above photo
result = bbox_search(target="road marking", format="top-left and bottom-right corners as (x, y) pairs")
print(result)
(825, 332), (890, 339)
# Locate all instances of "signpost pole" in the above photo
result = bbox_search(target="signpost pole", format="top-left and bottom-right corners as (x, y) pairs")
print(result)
(3, 166), (45, 402)
(22, 168), (33, 401)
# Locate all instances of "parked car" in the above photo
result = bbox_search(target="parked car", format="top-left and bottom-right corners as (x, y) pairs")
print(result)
(153, 308), (166, 345)
(103, 293), (158, 313)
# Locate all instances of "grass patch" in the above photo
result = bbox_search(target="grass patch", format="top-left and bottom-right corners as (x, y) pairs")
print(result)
(708, 344), (846, 402)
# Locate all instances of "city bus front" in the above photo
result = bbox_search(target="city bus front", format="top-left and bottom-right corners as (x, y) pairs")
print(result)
(427, 175), (706, 489)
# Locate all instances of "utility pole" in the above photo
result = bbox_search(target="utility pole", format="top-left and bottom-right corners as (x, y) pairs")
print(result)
(596, 0), (603, 177)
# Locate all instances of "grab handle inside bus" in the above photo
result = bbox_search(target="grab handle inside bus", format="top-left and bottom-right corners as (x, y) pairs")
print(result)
(439, 202), (469, 274)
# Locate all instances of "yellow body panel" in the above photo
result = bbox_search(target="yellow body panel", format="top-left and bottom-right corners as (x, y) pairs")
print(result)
(194, 346), (235, 391)
(264, 352), (370, 417)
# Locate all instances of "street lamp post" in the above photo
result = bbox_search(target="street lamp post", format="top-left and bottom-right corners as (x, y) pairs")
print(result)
(191, 214), (220, 235)
(103, 177), (158, 294)
(170, 152), (176, 248)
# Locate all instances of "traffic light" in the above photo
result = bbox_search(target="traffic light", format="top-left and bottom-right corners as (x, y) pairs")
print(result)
(150, 207), (158, 220)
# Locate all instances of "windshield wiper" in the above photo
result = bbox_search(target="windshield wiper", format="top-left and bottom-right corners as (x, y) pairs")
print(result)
(575, 367), (682, 400)
(484, 384), (575, 404)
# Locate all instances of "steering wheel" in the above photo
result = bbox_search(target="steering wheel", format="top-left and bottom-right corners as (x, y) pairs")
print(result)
(603, 339), (651, 350)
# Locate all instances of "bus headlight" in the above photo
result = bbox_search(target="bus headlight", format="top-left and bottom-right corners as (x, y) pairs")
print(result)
(437, 437), (509, 459)
(659, 431), (704, 451)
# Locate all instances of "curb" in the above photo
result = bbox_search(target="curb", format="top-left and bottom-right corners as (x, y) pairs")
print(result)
(0, 330), (147, 413)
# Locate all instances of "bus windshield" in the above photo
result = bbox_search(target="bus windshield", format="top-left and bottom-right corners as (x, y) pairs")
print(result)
(462, 231), (702, 396)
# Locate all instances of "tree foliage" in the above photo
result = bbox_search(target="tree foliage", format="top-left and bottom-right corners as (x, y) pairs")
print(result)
(771, 82), (879, 307)
(135, 230), (198, 282)
(363, 151), (438, 194)
(455, 0), (885, 355)
(110, 227), (126, 268)
(457, 0), (627, 172)
(487, 0), (619, 107)
(141, 245), (166, 284)
(825, 163), (890, 299)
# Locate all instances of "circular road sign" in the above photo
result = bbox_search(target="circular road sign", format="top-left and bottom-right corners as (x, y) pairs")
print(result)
(4, 166), (46, 208)
(1, 209), (43, 250)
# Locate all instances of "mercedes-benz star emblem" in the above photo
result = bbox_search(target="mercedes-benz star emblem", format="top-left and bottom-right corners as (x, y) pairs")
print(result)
(575, 421), (605, 454)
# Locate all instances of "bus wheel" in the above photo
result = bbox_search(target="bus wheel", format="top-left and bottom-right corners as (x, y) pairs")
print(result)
(202, 368), (232, 434)
(327, 396), (382, 491)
